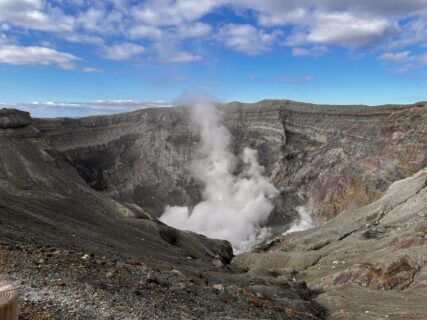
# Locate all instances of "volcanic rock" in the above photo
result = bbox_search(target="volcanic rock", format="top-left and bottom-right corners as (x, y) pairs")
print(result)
(1, 100), (427, 319)
(233, 167), (427, 319)
(0, 109), (31, 129)
(0, 103), (326, 319)
(27, 100), (427, 228)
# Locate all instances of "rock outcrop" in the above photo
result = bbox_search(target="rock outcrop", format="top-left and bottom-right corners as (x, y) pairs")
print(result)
(0, 109), (31, 129)
(234, 167), (427, 319)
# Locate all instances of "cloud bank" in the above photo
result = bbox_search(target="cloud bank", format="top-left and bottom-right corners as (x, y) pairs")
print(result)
(160, 100), (278, 253)
(1, 1), (427, 71)
(2, 100), (171, 118)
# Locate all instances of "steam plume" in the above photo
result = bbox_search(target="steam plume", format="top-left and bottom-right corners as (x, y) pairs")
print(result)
(284, 206), (314, 234)
(160, 100), (278, 253)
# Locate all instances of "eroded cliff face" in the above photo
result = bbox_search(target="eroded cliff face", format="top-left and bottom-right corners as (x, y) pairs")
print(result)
(233, 166), (427, 319)
(32, 107), (202, 215)
(31, 100), (427, 226)
(0, 109), (232, 264)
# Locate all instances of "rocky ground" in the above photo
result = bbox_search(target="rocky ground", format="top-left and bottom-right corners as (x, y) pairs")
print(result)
(0, 243), (322, 319)
(234, 168), (427, 319)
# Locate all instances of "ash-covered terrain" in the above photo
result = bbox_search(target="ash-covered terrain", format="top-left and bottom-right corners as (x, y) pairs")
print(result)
(1, 100), (427, 319)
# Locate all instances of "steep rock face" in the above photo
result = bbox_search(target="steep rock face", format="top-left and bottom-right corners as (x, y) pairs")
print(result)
(33, 108), (202, 215)
(233, 167), (427, 319)
(224, 100), (427, 222)
(0, 112), (232, 264)
(0, 109), (31, 129)
(31, 100), (427, 225)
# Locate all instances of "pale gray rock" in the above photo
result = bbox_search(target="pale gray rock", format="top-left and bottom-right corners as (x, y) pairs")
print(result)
(233, 167), (427, 319)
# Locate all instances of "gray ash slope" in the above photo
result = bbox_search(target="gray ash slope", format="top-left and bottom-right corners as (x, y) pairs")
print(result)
(1, 100), (427, 319)
(234, 164), (427, 319)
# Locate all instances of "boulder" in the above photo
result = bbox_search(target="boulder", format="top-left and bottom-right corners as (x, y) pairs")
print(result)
(0, 109), (31, 129)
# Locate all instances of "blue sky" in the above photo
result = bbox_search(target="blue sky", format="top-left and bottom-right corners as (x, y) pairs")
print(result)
(1, 0), (427, 117)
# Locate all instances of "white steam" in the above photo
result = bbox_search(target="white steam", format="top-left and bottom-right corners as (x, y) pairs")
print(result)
(159, 101), (278, 253)
(284, 206), (314, 234)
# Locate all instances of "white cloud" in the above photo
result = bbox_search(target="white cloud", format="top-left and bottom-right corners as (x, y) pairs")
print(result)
(287, 12), (398, 48)
(219, 24), (282, 55)
(0, 0), (74, 32)
(379, 51), (412, 63)
(76, 5), (124, 34)
(126, 22), (210, 63)
(232, 1), (424, 50)
(387, 18), (427, 49)
(377, 50), (427, 73)
(62, 33), (104, 45)
(127, 24), (164, 40)
(165, 51), (202, 63)
(249, 74), (314, 84)
(1, 0), (427, 66)
(82, 67), (102, 73)
(9, 100), (172, 118)
(177, 22), (212, 39)
(234, 0), (427, 26)
(376, 51), (427, 76)
(311, 13), (397, 47)
(154, 41), (202, 63)
(77, 7), (107, 32)
(0, 33), (7, 44)
(131, 0), (223, 27)
(0, 44), (79, 69)
(235, 1), (308, 27)
(128, 22), (212, 41)
(103, 42), (145, 60)
(292, 46), (327, 57)
(278, 75), (313, 83)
